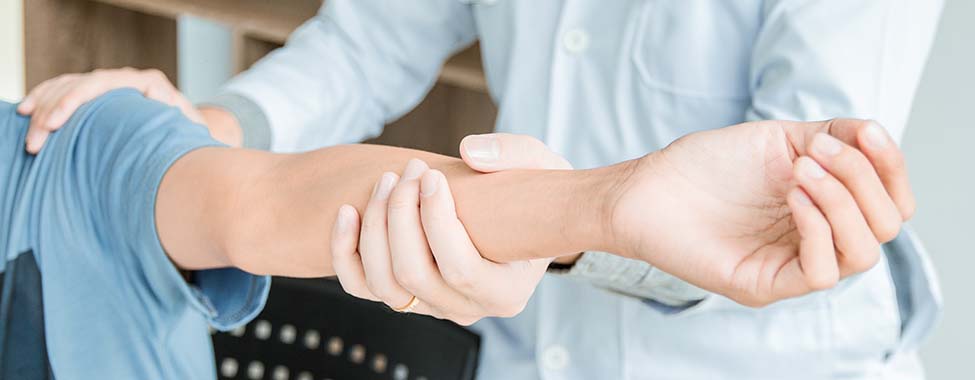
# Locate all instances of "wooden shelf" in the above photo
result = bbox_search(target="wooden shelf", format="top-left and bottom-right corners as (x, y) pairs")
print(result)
(89, 0), (488, 92)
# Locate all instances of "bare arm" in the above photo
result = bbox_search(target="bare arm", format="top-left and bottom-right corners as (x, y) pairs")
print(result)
(156, 144), (620, 277)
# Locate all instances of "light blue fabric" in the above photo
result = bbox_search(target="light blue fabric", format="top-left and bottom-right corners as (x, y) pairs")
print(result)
(220, 1), (945, 378)
(0, 89), (270, 380)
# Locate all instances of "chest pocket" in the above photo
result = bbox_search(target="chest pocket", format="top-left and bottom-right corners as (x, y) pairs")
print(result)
(0, 251), (54, 379)
(631, 1), (760, 100)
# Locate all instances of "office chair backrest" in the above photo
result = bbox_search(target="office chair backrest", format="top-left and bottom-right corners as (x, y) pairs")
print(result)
(212, 277), (480, 380)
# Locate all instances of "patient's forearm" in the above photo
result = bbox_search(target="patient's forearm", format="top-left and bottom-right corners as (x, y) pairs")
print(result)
(157, 144), (623, 276)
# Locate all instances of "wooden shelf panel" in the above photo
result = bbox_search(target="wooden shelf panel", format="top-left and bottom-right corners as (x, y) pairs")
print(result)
(89, 0), (488, 92)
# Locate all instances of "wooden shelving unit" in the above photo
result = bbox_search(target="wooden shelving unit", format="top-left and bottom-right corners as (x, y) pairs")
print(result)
(25, 0), (487, 92)
(24, 0), (494, 155)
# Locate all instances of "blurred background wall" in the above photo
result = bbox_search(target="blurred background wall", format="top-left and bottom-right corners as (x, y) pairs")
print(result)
(0, 0), (972, 377)
(901, 1), (975, 377)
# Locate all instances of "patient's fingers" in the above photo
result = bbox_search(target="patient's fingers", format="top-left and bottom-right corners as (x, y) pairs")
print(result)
(358, 172), (415, 310)
(855, 122), (915, 220)
(794, 157), (881, 277)
(785, 188), (838, 293)
(806, 133), (902, 243)
(460, 133), (572, 172)
(330, 205), (379, 302)
(794, 119), (916, 221)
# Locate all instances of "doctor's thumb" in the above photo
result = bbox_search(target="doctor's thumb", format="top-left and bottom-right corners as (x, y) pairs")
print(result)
(460, 133), (572, 172)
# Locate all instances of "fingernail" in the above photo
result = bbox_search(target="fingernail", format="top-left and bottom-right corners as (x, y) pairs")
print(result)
(402, 158), (427, 180)
(463, 135), (500, 163)
(812, 133), (842, 156)
(864, 122), (889, 149)
(372, 172), (398, 200)
(421, 171), (440, 197)
(335, 205), (354, 234)
(792, 189), (813, 206)
(45, 109), (64, 127)
(801, 158), (827, 179)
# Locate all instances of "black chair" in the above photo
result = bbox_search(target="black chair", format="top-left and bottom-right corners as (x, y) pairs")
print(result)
(212, 277), (480, 380)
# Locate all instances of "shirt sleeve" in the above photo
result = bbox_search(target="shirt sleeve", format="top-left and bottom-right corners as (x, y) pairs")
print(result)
(552, 252), (708, 310)
(218, 0), (478, 152)
(49, 88), (270, 331)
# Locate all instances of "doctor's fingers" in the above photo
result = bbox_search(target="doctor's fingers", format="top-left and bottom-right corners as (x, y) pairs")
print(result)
(772, 188), (840, 299)
(329, 205), (379, 302)
(357, 172), (418, 311)
(21, 74), (82, 153)
(419, 170), (538, 319)
(330, 203), (441, 317)
(794, 157), (881, 278)
(21, 68), (184, 153)
(460, 133), (573, 172)
(386, 160), (485, 324)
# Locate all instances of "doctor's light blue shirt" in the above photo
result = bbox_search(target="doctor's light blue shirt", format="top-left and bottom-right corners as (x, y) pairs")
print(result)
(0, 89), (270, 379)
(213, 0), (945, 378)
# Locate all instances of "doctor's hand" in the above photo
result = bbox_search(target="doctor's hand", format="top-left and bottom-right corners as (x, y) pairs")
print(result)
(17, 68), (203, 153)
(610, 119), (914, 307)
(330, 134), (572, 325)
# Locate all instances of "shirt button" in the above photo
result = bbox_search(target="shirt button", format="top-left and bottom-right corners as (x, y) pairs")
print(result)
(541, 345), (570, 371)
(562, 29), (590, 54)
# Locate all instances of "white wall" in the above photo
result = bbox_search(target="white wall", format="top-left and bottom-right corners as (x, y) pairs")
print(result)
(904, 0), (975, 377)
(0, 0), (23, 101)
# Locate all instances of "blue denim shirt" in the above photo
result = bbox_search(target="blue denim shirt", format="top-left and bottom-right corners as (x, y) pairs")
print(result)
(0, 89), (270, 379)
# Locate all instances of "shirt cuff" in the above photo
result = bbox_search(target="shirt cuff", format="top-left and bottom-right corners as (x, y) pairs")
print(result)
(200, 93), (272, 150)
(553, 251), (710, 309)
(190, 269), (271, 331)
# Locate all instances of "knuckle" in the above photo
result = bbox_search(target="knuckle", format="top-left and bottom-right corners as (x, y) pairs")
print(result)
(392, 267), (425, 291)
(901, 198), (917, 221)
(359, 217), (385, 234)
(875, 220), (901, 243)
(835, 147), (872, 172)
(454, 317), (481, 326)
(494, 300), (527, 318)
(442, 268), (475, 291)
(386, 194), (417, 213)
(363, 278), (390, 299)
(806, 272), (839, 291)
(142, 68), (165, 78)
(736, 294), (769, 308)
(845, 246), (881, 273)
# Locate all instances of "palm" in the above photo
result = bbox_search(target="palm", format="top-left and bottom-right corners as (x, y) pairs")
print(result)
(613, 122), (819, 305)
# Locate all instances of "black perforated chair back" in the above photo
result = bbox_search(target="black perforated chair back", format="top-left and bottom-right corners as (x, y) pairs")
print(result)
(212, 278), (480, 380)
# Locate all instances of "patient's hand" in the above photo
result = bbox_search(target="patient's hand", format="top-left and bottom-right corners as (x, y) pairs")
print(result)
(610, 119), (914, 306)
(330, 134), (572, 325)
(17, 68), (202, 153)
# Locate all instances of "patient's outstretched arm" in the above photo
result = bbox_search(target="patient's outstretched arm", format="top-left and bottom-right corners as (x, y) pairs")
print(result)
(157, 144), (621, 277)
